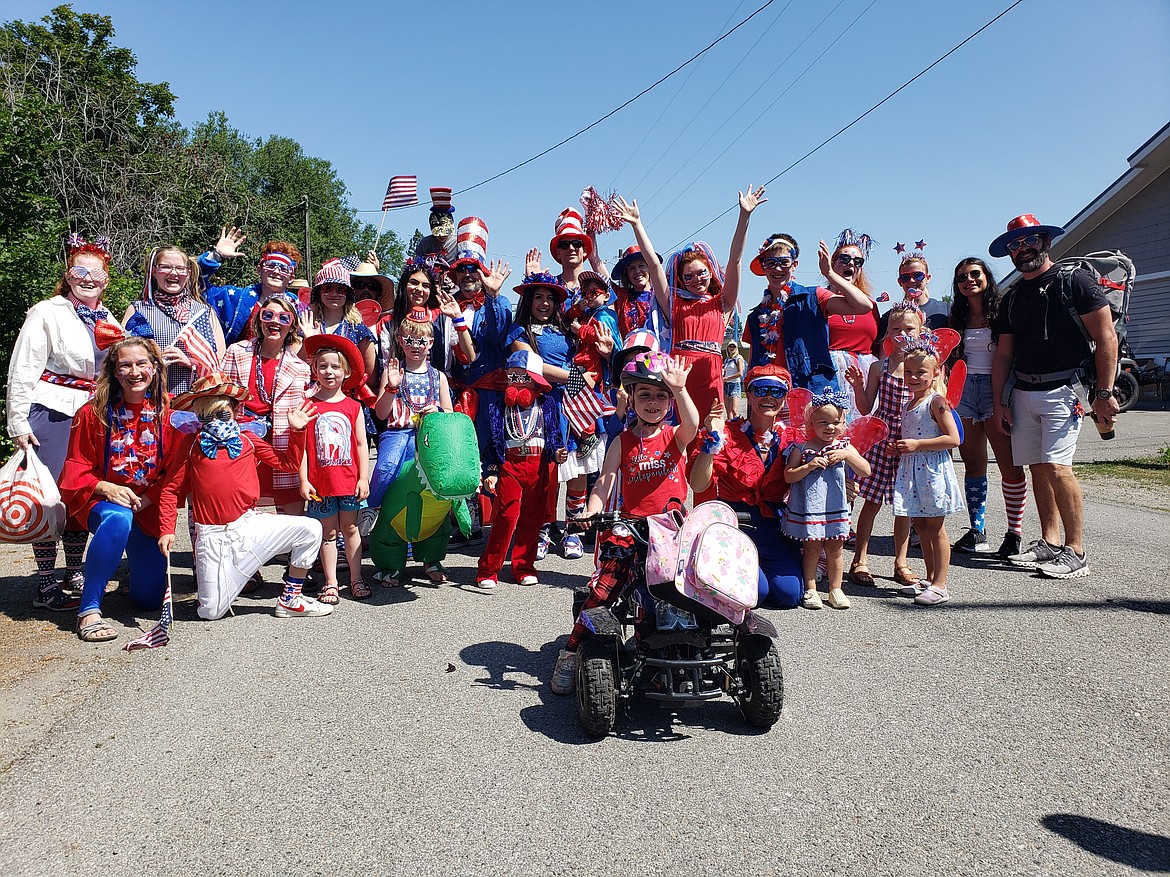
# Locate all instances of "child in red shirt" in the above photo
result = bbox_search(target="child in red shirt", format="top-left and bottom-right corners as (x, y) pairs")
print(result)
(551, 352), (698, 695)
(301, 336), (370, 603)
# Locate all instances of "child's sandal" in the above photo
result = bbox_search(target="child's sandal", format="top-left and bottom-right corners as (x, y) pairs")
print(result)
(349, 579), (372, 600)
(319, 583), (340, 605)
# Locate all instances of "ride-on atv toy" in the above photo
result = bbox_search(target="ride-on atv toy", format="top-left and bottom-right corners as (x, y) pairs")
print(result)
(569, 501), (783, 737)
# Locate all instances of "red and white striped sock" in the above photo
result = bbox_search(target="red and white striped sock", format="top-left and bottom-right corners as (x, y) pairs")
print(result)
(1002, 477), (1028, 535)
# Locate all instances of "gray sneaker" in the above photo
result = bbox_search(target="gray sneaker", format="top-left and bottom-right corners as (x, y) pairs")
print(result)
(1036, 547), (1090, 579)
(1008, 538), (1059, 568)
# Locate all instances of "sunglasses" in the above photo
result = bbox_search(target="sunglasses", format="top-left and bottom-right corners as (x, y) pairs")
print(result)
(557, 240), (585, 250)
(834, 255), (865, 268)
(759, 256), (794, 270)
(400, 336), (431, 349)
(260, 260), (294, 275)
(1005, 233), (1043, 253)
(352, 279), (382, 292)
(749, 385), (788, 399)
(455, 264), (480, 274)
(506, 372), (531, 384)
(682, 269), (710, 284)
(259, 308), (294, 326)
(898, 271), (926, 284)
(67, 266), (109, 285)
(956, 270), (984, 282)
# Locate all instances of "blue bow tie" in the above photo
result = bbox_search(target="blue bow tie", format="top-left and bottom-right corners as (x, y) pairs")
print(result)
(199, 419), (243, 460)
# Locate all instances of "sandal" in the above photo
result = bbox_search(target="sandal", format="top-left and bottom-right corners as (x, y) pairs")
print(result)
(241, 571), (265, 595)
(849, 563), (875, 586)
(893, 565), (924, 587)
(77, 616), (118, 643)
(424, 563), (448, 585)
(349, 579), (372, 600)
(319, 583), (340, 605)
(374, 570), (402, 588)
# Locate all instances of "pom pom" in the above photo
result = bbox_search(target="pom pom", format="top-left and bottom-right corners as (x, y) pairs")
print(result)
(580, 187), (625, 235)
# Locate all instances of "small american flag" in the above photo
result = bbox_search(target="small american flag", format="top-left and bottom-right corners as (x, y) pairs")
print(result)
(123, 570), (173, 651)
(382, 176), (418, 210)
(338, 254), (363, 271)
(175, 323), (219, 377)
(563, 368), (616, 437)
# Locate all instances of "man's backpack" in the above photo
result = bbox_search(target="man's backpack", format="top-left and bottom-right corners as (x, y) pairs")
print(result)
(1049, 250), (1136, 349)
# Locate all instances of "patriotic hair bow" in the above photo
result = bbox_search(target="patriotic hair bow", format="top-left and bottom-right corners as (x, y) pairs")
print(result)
(67, 233), (112, 261)
(809, 389), (851, 411)
(834, 228), (874, 259)
(890, 300), (923, 315)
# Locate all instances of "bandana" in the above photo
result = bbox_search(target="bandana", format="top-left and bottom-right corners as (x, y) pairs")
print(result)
(199, 416), (242, 460)
(70, 296), (110, 329)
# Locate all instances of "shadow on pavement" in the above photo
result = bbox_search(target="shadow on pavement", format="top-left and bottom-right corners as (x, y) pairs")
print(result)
(882, 598), (1170, 613)
(1041, 814), (1170, 872)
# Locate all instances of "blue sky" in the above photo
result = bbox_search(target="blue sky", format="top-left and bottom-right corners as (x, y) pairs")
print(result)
(9, 0), (1170, 300)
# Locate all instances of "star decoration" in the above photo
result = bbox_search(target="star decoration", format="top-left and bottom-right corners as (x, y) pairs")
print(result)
(915, 239), (927, 250)
(894, 242), (905, 253)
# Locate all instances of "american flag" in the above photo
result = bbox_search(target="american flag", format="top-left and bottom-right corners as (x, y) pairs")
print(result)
(338, 254), (363, 271)
(175, 323), (219, 377)
(382, 176), (418, 210)
(563, 368), (616, 437)
(123, 572), (173, 651)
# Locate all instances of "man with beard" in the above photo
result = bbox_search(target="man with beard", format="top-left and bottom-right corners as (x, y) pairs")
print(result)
(990, 214), (1118, 579)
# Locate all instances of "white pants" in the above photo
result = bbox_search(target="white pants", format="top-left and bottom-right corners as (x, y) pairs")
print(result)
(194, 509), (322, 620)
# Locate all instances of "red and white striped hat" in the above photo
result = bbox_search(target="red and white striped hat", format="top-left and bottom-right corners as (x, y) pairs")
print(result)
(549, 207), (594, 262)
(448, 216), (489, 275)
(312, 258), (353, 291)
(429, 186), (454, 214)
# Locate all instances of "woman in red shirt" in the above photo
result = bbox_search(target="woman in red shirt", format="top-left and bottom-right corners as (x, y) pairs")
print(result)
(59, 338), (177, 642)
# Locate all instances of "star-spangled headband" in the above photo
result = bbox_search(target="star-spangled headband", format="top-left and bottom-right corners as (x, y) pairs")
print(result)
(67, 233), (111, 261)
(893, 239), (927, 254)
(834, 229), (874, 260)
(901, 337), (941, 358)
(403, 255), (445, 283)
(757, 234), (798, 260)
(261, 252), (296, 270)
(809, 389), (851, 411)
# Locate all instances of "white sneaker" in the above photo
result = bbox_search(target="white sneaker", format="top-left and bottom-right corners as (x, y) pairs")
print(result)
(551, 649), (577, 695)
(518, 575), (539, 586)
(802, 589), (823, 610)
(475, 578), (497, 592)
(535, 528), (552, 561)
(825, 588), (851, 609)
(274, 595), (334, 618)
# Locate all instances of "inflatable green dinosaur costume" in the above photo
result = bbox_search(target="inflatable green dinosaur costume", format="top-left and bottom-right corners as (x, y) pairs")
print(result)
(369, 412), (482, 575)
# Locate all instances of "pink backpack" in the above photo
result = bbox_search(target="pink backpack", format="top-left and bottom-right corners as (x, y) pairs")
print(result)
(673, 502), (759, 624)
(644, 508), (685, 587)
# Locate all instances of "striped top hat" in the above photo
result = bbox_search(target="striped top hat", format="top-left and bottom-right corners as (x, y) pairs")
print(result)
(550, 208), (594, 263)
(448, 216), (489, 275)
(430, 186), (454, 215)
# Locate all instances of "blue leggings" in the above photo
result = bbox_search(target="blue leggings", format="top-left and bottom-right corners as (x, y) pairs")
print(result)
(368, 428), (415, 508)
(736, 504), (804, 610)
(79, 502), (167, 617)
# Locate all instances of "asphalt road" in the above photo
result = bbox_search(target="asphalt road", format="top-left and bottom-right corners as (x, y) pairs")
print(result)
(0, 417), (1167, 877)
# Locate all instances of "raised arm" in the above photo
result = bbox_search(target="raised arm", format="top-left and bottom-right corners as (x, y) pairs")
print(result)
(820, 240), (875, 316)
(722, 184), (767, 316)
(614, 196), (670, 317)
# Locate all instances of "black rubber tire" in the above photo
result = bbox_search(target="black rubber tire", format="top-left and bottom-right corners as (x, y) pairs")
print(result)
(1114, 369), (1140, 413)
(576, 640), (618, 737)
(736, 639), (784, 729)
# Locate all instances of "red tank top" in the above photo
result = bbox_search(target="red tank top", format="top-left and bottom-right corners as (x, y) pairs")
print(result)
(618, 425), (687, 516)
(671, 292), (724, 347)
(306, 396), (362, 497)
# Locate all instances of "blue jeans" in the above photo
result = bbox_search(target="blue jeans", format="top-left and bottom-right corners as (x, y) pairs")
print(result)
(368, 428), (415, 508)
(79, 502), (167, 616)
(734, 503), (804, 609)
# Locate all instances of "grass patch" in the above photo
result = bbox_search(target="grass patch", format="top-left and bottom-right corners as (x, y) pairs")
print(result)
(1079, 457), (1170, 490)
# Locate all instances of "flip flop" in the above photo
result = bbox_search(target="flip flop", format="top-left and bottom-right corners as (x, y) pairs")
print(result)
(424, 564), (448, 585)
(374, 570), (402, 588)
(77, 617), (118, 643)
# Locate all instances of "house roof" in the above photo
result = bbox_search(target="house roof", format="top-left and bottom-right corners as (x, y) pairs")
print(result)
(1002, 121), (1170, 284)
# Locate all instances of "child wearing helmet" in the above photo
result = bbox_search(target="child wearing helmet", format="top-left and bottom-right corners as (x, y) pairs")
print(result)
(550, 352), (698, 695)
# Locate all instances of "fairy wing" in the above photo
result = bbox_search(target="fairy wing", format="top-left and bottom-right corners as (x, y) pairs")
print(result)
(845, 415), (890, 457)
(946, 359), (967, 409)
(239, 420), (269, 439)
(168, 411), (201, 434)
(931, 328), (961, 363)
(784, 388), (812, 430)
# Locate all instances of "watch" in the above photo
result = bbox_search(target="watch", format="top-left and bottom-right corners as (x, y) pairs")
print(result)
(1095, 388), (1116, 400)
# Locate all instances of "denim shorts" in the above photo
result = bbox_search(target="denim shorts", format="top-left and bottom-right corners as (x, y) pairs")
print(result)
(956, 373), (994, 422)
(306, 495), (362, 518)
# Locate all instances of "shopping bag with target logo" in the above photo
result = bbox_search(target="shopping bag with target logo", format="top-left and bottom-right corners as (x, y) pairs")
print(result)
(0, 447), (65, 543)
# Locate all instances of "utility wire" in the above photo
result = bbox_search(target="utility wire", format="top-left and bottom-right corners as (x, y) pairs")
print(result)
(451, 0), (779, 198)
(618, 0), (795, 196)
(643, 0), (848, 218)
(649, 0), (874, 225)
(607, 0), (749, 192)
(667, 0), (1028, 250)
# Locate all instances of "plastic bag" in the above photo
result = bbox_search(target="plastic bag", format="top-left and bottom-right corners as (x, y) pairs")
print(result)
(0, 447), (65, 543)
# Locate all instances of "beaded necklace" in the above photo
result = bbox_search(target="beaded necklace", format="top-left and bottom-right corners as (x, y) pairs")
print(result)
(504, 402), (540, 442)
(253, 344), (287, 406)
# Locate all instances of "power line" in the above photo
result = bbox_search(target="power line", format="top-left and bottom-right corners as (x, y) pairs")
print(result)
(645, 0), (875, 226)
(451, 0), (779, 198)
(643, 0), (849, 220)
(667, 0), (1028, 251)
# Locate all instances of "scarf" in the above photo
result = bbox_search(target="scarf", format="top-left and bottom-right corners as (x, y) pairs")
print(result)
(199, 416), (242, 460)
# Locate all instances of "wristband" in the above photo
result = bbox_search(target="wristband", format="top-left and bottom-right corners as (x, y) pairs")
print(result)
(699, 429), (725, 455)
(452, 315), (469, 332)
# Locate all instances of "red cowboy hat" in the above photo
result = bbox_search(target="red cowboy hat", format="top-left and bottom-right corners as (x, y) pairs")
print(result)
(303, 334), (368, 396)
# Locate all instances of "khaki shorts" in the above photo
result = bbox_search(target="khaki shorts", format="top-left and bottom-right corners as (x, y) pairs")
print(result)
(1009, 386), (1082, 466)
